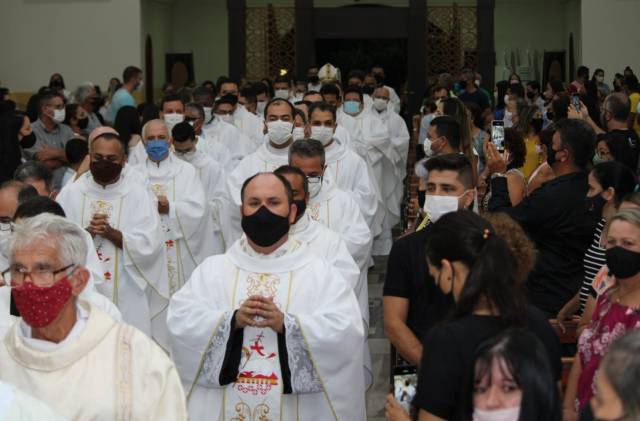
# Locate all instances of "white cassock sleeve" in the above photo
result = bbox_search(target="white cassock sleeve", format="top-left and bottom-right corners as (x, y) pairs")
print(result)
(324, 236), (360, 291)
(169, 167), (221, 265)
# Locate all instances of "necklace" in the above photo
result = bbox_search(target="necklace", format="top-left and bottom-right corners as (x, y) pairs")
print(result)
(614, 283), (640, 306)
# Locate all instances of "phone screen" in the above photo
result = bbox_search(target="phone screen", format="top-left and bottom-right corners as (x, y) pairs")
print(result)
(393, 366), (418, 413)
(572, 94), (581, 111)
(491, 121), (505, 151)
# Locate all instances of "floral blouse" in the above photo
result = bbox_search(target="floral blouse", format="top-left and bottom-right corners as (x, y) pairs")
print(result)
(576, 288), (640, 409)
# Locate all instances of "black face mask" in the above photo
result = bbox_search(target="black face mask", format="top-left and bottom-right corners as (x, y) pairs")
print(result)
(78, 117), (89, 130)
(546, 147), (558, 166)
(362, 85), (375, 95)
(585, 194), (607, 216)
(526, 91), (537, 100)
(531, 118), (543, 133)
(241, 205), (290, 247)
(606, 246), (640, 279)
(90, 160), (123, 184)
(293, 199), (306, 223)
(308, 76), (319, 84)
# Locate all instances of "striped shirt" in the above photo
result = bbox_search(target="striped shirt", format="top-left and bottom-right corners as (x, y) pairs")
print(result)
(578, 218), (607, 314)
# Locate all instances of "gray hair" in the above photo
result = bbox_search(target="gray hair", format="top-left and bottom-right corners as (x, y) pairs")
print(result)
(289, 138), (326, 167)
(75, 82), (95, 104)
(141, 119), (169, 141)
(601, 330), (640, 418)
(185, 102), (204, 120)
(10, 214), (87, 267)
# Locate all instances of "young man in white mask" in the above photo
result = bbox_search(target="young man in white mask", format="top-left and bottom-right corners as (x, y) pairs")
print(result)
(159, 93), (185, 131)
(273, 75), (292, 100)
(225, 99), (296, 243)
(24, 91), (75, 191)
(383, 153), (474, 367)
(307, 102), (382, 235)
(206, 95), (257, 158)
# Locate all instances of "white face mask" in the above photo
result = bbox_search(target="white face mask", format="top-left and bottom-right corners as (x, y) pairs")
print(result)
(267, 120), (293, 145)
(472, 407), (520, 421)
(217, 113), (234, 124)
(414, 159), (428, 178)
(274, 89), (290, 99)
(423, 138), (434, 157)
(256, 101), (267, 116)
(308, 177), (323, 198)
(373, 98), (388, 112)
(174, 149), (197, 162)
(52, 108), (66, 123)
(310, 126), (334, 146)
(164, 113), (184, 130)
(292, 127), (305, 141)
(203, 107), (213, 123)
(423, 191), (470, 222)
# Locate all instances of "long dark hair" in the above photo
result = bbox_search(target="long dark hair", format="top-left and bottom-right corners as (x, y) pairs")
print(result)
(463, 329), (561, 421)
(113, 105), (141, 147)
(591, 161), (638, 206)
(424, 211), (527, 325)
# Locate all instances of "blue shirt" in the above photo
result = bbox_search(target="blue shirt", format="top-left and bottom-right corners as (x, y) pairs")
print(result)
(106, 88), (135, 123)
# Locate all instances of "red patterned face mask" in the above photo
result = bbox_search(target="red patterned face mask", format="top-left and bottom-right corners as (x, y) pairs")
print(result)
(11, 277), (73, 328)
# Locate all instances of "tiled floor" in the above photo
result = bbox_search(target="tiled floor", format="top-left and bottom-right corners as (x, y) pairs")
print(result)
(366, 256), (390, 421)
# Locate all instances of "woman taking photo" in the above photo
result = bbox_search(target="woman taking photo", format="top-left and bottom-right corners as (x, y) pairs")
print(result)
(564, 209), (640, 421)
(386, 211), (561, 421)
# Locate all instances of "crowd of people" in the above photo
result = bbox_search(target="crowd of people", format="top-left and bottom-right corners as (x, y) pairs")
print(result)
(0, 61), (638, 421)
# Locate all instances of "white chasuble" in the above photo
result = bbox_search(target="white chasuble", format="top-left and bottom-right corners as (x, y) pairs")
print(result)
(135, 154), (221, 349)
(167, 237), (366, 421)
(307, 179), (374, 387)
(323, 137), (383, 237)
(0, 301), (188, 421)
(56, 171), (168, 337)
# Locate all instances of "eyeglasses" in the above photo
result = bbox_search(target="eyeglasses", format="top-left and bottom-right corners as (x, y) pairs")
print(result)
(1, 264), (75, 288)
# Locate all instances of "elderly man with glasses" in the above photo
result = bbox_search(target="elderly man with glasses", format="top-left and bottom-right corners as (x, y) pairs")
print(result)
(0, 213), (187, 420)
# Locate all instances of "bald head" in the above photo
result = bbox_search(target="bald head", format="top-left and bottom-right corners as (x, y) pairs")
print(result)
(142, 119), (171, 142)
(373, 86), (390, 100)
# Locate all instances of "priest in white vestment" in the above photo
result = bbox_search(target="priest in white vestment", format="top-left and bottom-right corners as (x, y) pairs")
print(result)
(370, 86), (411, 247)
(0, 214), (187, 420)
(306, 102), (383, 236)
(204, 95), (257, 162)
(225, 99), (297, 243)
(274, 165), (360, 291)
(338, 86), (401, 255)
(56, 131), (168, 338)
(288, 139), (374, 387)
(217, 79), (265, 148)
(183, 102), (232, 171)
(133, 119), (222, 348)
(0, 380), (68, 420)
(167, 172), (365, 421)
(172, 121), (231, 250)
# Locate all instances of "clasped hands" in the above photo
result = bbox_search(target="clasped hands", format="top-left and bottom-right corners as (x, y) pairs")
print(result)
(235, 295), (284, 333)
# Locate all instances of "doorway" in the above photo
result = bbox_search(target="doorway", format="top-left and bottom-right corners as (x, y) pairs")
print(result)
(315, 38), (408, 93)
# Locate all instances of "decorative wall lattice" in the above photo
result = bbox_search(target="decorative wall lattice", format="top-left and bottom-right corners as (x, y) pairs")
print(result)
(245, 5), (296, 81)
(426, 4), (477, 76)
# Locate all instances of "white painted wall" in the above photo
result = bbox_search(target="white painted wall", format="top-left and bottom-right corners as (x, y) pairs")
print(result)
(141, 0), (173, 90)
(0, 0), (142, 94)
(171, 0), (229, 82)
(581, 0), (640, 83)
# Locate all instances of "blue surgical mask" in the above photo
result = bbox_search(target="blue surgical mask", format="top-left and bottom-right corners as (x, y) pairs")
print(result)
(343, 100), (361, 115)
(146, 139), (169, 162)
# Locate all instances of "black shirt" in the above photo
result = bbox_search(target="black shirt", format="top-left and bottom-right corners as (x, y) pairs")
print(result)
(488, 172), (597, 314)
(413, 306), (562, 421)
(383, 226), (454, 341)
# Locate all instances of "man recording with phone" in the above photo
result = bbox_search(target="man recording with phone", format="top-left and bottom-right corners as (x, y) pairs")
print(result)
(485, 119), (597, 317)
